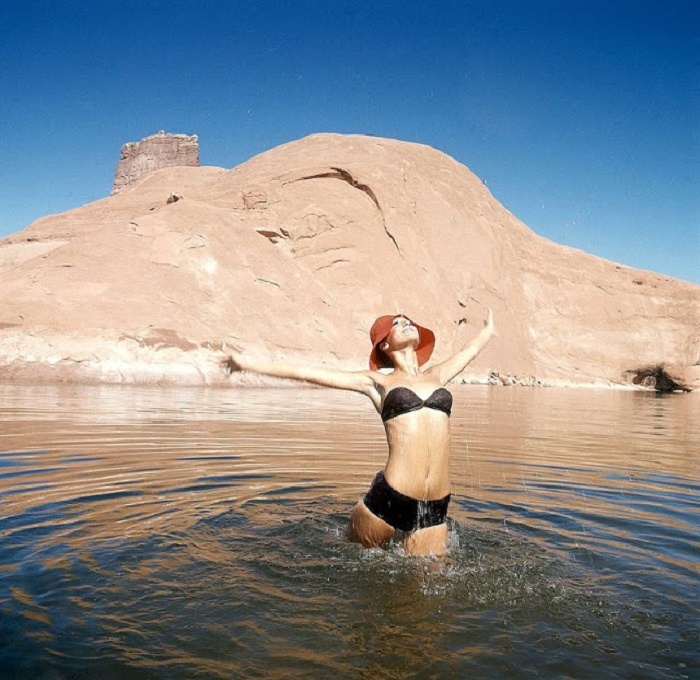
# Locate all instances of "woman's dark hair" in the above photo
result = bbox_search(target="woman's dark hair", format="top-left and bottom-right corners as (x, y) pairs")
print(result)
(374, 347), (394, 369)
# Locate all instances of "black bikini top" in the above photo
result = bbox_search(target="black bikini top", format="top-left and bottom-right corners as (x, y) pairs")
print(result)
(380, 386), (453, 422)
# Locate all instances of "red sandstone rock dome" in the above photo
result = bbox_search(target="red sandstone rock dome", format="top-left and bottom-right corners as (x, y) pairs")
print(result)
(0, 133), (697, 389)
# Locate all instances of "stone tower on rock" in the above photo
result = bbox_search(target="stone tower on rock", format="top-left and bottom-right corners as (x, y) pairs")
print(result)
(111, 130), (200, 194)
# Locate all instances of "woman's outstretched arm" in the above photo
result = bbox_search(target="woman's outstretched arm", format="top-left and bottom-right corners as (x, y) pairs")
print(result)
(222, 349), (378, 397)
(427, 309), (496, 385)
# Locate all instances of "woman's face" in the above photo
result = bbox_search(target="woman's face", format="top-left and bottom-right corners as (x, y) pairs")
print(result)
(384, 316), (419, 350)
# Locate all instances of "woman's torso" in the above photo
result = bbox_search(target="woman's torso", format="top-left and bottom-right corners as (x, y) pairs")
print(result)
(375, 375), (452, 500)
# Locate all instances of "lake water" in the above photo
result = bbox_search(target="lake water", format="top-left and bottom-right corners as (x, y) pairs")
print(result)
(0, 383), (698, 679)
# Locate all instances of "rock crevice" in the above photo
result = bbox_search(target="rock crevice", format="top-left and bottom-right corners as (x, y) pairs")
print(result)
(292, 167), (401, 254)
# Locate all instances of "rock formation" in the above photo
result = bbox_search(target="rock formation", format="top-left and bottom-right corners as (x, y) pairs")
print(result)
(1, 133), (698, 389)
(111, 131), (199, 194)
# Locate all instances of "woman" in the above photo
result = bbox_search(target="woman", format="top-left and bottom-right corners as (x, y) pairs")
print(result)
(222, 310), (495, 556)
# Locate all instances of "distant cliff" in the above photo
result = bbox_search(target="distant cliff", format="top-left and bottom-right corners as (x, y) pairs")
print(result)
(1, 133), (698, 389)
(112, 131), (199, 194)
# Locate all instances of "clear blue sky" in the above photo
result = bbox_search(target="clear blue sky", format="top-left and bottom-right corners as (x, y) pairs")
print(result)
(2, 0), (698, 283)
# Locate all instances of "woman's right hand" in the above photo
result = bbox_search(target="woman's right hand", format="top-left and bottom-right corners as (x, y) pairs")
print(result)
(220, 346), (246, 374)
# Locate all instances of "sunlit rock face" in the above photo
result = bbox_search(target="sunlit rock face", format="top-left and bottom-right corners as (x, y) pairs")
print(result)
(1, 133), (698, 388)
(111, 130), (199, 194)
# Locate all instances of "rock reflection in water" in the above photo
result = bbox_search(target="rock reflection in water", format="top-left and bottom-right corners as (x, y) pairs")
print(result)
(0, 384), (698, 678)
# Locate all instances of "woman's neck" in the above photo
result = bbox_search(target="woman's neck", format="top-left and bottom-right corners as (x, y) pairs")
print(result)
(389, 348), (420, 375)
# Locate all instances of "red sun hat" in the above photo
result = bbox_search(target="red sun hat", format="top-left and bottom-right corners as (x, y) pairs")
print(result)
(369, 314), (435, 370)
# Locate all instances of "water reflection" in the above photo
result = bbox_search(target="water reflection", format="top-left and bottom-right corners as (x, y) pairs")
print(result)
(0, 384), (698, 678)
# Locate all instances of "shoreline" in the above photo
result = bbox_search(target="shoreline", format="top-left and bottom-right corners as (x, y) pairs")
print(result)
(0, 363), (693, 393)
(1, 337), (695, 393)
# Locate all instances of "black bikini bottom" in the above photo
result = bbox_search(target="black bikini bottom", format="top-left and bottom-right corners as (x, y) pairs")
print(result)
(363, 471), (450, 532)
